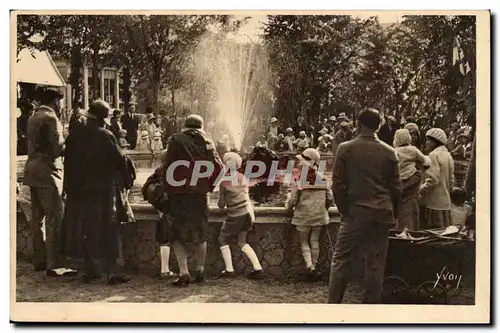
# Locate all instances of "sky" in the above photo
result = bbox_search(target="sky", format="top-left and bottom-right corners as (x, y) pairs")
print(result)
(232, 12), (403, 42)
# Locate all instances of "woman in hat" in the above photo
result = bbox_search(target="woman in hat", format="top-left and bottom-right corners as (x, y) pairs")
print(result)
(450, 131), (472, 161)
(419, 128), (455, 229)
(269, 117), (279, 137)
(285, 148), (333, 279)
(404, 123), (424, 150)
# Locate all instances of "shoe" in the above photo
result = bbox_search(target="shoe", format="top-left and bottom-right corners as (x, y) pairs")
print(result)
(193, 270), (205, 283)
(107, 273), (132, 285)
(82, 272), (102, 284)
(46, 268), (78, 277)
(247, 269), (264, 280)
(220, 270), (235, 278)
(160, 271), (176, 279)
(307, 267), (318, 281)
(35, 263), (46, 272)
(172, 274), (190, 287)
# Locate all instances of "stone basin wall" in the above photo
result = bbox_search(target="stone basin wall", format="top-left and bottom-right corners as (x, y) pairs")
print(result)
(16, 203), (342, 278)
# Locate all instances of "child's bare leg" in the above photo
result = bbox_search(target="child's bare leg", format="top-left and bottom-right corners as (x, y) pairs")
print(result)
(172, 241), (189, 276)
(299, 227), (314, 270)
(310, 227), (322, 269)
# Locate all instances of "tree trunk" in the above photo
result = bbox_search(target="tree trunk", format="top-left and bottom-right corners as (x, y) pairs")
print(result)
(69, 46), (83, 108)
(91, 46), (100, 101)
(171, 88), (176, 116)
(123, 66), (131, 114)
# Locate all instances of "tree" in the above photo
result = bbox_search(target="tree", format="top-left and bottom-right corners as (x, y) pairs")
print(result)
(123, 15), (230, 113)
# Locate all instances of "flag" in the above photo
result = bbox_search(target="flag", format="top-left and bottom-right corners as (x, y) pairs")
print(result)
(452, 36), (471, 75)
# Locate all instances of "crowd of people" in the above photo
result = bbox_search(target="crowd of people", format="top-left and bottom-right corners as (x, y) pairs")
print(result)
(17, 86), (475, 304)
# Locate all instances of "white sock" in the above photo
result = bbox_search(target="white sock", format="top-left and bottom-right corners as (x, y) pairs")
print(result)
(220, 245), (234, 272)
(301, 245), (314, 269)
(160, 245), (170, 273)
(241, 244), (263, 271)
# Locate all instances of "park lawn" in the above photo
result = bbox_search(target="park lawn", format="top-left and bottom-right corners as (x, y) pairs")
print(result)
(15, 260), (335, 303)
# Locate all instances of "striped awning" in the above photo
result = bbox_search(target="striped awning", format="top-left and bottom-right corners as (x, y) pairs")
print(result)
(16, 49), (66, 87)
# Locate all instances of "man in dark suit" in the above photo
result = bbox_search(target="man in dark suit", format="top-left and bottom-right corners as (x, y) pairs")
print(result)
(328, 108), (402, 304)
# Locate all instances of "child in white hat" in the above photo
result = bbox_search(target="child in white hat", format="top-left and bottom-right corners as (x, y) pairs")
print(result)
(285, 148), (333, 279)
(217, 152), (264, 279)
(151, 130), (164, 167)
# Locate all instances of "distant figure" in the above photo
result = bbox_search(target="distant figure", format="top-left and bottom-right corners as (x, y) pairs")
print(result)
(136, 130), (152, 152)
(420, 128), (454, 229)
(450, 187), (473, 226)
(404, 122), (424, 150)
(294, 131), (310, 153)
(294, 115), (308, 138)
(217, 152), (264, 279)
(17, 100), (35, 155)
(377, 115), (397, 146)
(269, 117), (280, 137)
(23, 88), (77, 277)
(284, 128), (295, 151)
(332, 122), (352, 154)
(446, 122), (461, 151)
(68, 102), (86, 136)
(118, 129), (130, 150)
(329, 108), (402, 304)
(121, 104), (139, 149)
(110, 109), (123, 139)
(450, 131), (472, 161)
(256, 135), (268, 149)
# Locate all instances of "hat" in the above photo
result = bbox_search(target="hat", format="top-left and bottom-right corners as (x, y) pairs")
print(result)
(184, 114), (204, 129)
(329, 116), (337, 122)
(140, 130), (149, 138)
(119, 129), (127, 135)
(393, 129), (412, 148)
(146, 113), (156, 121)
(387, 115), (396, 122)
(223, 152), (243, 169)
(457, 131), (471, 140)
(299, 131), (306, 137)
(285, 127), (293, 133)
(153, 131), (162, 138)
(404, 123), (419, 133)
(340, 121), (350, 128)
(426, 128), (448, 145)
(85, 100), (111, 125)
(270, 117), (278, 123)
(296, 148), (321, 167)
(337, 112), (347, 119)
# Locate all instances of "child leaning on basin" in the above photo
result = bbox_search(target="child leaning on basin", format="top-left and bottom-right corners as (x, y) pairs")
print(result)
(285, 148), (333, 280)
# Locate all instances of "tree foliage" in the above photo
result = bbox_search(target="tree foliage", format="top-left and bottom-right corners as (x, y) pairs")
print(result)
(264, 14), (476, 128)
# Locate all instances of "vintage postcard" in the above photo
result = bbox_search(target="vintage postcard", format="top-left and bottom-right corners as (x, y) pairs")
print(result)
(10, 10), (490, 323)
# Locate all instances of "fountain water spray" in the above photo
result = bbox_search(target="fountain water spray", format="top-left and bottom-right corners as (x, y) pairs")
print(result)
(193, 33), (271, 150)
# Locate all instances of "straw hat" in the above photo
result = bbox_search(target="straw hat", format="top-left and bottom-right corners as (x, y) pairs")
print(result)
(270, 117), (278, 123)
(140, 130), (149, 139)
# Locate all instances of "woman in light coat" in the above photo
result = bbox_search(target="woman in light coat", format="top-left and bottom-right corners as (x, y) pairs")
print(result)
(419, 128), (455, 229)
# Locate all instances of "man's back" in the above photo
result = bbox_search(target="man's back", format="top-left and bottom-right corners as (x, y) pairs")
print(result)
(332, 134), (402, 222)
(79, 122), (125, 193)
